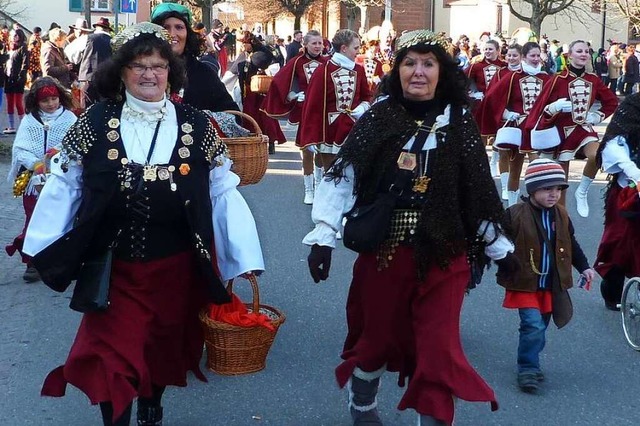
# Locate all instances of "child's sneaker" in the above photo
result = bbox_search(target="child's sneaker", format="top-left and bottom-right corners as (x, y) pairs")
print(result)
(517, 372), (540, 393)
(3, 128), (16, 134)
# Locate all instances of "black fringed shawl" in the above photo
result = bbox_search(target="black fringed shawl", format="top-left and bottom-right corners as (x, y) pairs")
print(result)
(327, 98), (506, 274)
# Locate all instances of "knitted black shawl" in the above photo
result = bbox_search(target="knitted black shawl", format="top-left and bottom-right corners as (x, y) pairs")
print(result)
(328, 98), (505, 275)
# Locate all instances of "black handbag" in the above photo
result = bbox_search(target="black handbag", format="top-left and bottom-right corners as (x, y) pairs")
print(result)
(69, 248), (113, 313)
(343, 191), (398, 253)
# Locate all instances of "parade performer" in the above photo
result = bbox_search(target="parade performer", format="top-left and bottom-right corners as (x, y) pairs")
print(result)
(22, 23), (264, 426)
(466, 39), (506, 176)
(304, 30), (515, 426)
(524, 40), (618, 217)
(594, 94), (640, 311)
(5, 76), (76, 282)
(3, 28), (29, 134)
(208, 19), (229, 75)
(355, 40), (386, 93)
(262, 30), (327, 203)
(151, 2), (238, 112)
(297, 29), (372, 170)
(481, 42), (550, 206)
(236, 31), (286, 154)
(498, 159), (594, 393)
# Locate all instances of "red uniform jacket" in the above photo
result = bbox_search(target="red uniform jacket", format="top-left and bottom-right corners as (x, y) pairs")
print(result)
(466, 58), (507, 94)
(297, 58), (371, 148)
(262, 51), (328, 124)
(524, 69), (618, 156)
(481, 69), (551, 151)
(356, 54), (385, 92)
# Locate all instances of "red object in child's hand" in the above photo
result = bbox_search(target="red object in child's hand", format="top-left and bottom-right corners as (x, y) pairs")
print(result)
(577, 275), (591, 291)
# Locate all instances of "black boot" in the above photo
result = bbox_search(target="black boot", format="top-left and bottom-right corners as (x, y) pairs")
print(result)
(348, 375), (382, 425)
(100, 402), (132, 426)
(268, 141), (275, 154)
(601, 267), (625, 311)
(137, 404), (163, 426)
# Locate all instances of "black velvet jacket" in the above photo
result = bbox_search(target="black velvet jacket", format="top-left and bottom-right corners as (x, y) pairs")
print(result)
(32, 100), (231, 305)
(182, 55), (239, 113)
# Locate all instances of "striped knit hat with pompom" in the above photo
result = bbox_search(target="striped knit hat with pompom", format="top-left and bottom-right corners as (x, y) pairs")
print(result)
(524, 159), (569, 194)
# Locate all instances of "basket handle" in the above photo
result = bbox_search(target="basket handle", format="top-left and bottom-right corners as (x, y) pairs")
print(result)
(222, 110), (263, 136)
(226, 274), (260, 314)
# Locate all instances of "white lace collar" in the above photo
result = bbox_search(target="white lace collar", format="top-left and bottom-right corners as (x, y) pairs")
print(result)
(522, 62), (543, 76)
(122, 91), (168, 124)
(331, 52), (355, 70)
(39, 106), (64, 123)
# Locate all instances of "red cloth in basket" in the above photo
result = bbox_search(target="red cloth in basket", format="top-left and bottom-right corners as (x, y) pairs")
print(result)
(207, 294), (275, 331)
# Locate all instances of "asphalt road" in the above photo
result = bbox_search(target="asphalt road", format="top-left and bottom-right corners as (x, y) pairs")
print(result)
(1, 130), (639, 425)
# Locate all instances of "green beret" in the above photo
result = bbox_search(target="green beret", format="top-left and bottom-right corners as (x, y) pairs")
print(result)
(151, 2), (192, 26)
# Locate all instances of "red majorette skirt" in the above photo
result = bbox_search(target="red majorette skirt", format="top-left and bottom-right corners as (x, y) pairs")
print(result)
(41, 251), (209, 421)
(335, 246), (498, 424)
(595, 184), (640, 278)
(243, 92), (286, 144)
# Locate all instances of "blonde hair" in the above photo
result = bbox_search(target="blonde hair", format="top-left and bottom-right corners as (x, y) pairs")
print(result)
(48, 27), (66, 42)
(332, 29), (359, 52)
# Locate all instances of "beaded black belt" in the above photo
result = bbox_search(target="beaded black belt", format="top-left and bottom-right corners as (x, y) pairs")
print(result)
(376, 209), (421, 270)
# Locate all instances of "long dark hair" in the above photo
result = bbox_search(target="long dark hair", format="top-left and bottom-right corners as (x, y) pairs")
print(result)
(381, 43), (469, 109)
(9, 28), (26, 50)
(93, 33), (186, 101)
(25, 76), (74, 114)
(151, 11), (204, 58)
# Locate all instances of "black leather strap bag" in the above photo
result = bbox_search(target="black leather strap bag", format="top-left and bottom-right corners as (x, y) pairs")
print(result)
(69, 248), (113, 313)
(343, 191), (398, 253)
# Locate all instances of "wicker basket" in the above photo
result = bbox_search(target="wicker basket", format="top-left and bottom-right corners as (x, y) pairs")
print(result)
(220, 110), (268, 186)
(199, 275), (285, 376)
(250, 74), (273, 94)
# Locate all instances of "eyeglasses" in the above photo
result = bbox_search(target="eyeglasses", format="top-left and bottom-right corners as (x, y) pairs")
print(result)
(126, 63), (170, 75)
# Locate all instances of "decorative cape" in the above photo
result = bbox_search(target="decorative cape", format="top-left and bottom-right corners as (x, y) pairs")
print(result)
(327, 98), (505, 273)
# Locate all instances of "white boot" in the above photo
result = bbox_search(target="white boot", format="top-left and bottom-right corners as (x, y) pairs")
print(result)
(303, 174), (314, 205)
(575, 176), (593, 218)
(507, 190), (520, 207)
(313, 166), (324, 191)
(500, 173), (509, 200)
(489, 151), (500, 177)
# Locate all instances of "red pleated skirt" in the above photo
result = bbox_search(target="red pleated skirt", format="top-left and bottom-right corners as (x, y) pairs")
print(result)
(41, 251), (209, 421)
(335, 246), (498, 425)
(595, 184), (640, 278)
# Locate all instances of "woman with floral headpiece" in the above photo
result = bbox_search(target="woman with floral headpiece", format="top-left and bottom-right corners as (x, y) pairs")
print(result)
(22, 22), (264, 426)
(304, 29), (515, 425)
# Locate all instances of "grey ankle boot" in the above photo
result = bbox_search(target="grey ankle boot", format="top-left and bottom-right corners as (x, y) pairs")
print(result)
(348, 375), (382, 425)
(418, 414), (446, 426)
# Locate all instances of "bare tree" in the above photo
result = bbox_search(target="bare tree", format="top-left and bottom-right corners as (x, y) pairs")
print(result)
(342, 0), (385, 34)
(606, 0), (640, 34)
(506, 0), (578, 38)
(237, 0), (286, 25)
(273, 0), (320, 30)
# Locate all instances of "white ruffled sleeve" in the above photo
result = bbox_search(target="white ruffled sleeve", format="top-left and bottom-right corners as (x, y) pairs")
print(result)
(601, 135), (640, 186)
(210, 156), (265, 281)
(23, 154), (83, 256)
(478, 220), (514, 261)
(302, 162), (357, 248)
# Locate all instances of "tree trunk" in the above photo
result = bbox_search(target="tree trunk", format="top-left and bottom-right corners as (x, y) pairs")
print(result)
(531, 17), (543, 41)
(358, 4), (368, 36)
(201, 4), (212, 30)
(83, 0), (92, 25)
(294, 13), (302, 30)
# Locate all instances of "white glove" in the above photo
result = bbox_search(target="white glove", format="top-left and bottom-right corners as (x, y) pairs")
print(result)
(286, 91), (298, 102)
(350, 102), (370, 120)
(296, 92), (305, 102)
(502, 110), (521, 121)
(585, 111), (604, 125)
(470, 91), (484, 101)
(546, 98), (572, 115)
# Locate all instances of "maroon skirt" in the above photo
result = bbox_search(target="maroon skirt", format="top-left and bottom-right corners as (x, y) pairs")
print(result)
(41, 251), (209, 421)
(335, 247), (498, 424)
(5, 193), (37, 264)
(243, 92), (286, 144)
(595, 184), (640, 278)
